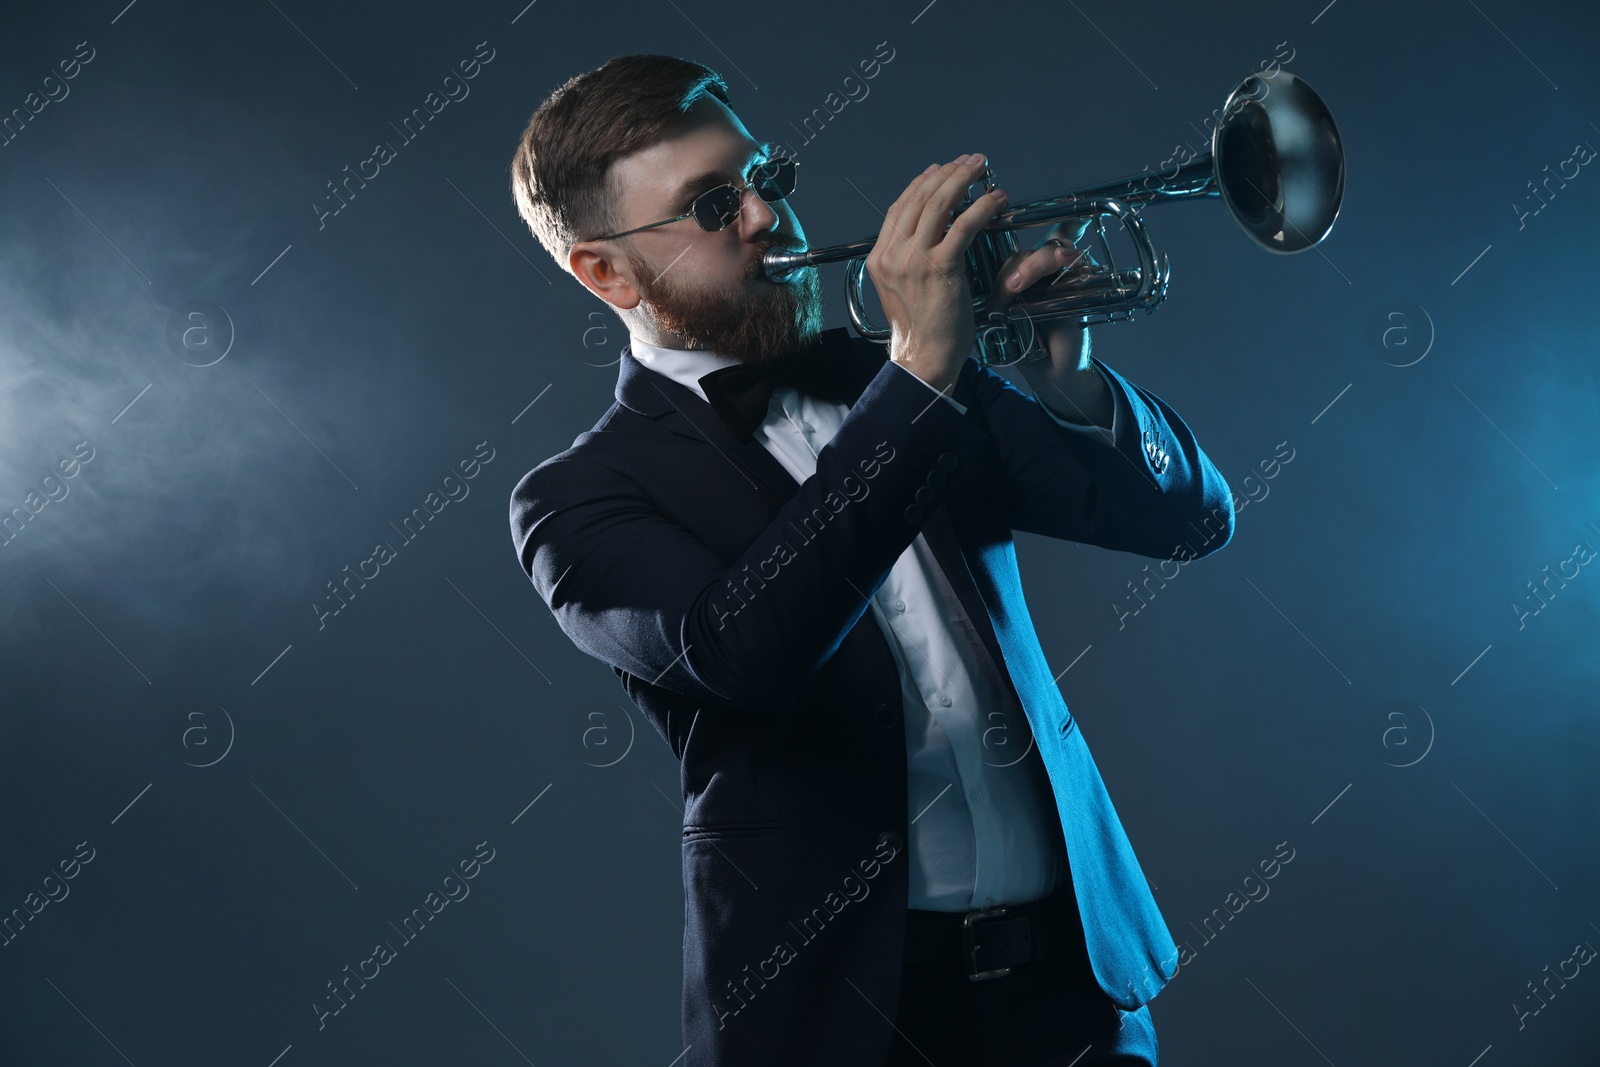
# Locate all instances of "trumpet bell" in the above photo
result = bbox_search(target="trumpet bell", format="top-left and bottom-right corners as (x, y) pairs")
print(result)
(1214, 70), (1345, 253)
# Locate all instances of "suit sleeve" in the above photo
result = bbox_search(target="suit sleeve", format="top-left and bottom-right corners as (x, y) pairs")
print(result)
(950, 354), (1235, 559)
(510, 359), (992, 714)
(1035, 359), (1119, 444)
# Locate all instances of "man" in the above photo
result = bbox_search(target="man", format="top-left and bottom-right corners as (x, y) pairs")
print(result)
(507, 54), (1235, 1066)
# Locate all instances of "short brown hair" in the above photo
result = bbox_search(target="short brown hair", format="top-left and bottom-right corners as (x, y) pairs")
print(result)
(509, 54), (731, 277)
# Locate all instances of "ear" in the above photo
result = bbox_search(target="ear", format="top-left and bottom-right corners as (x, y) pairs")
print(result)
(570, 240), (642, 311)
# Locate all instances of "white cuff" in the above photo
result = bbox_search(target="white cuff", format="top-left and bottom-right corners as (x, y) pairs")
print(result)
(891, 359), (968, 415)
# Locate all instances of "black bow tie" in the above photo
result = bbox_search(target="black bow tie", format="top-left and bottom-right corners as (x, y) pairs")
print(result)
(697, 339), (859, 441)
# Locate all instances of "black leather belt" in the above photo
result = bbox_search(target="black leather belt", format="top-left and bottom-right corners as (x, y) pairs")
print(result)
(903, 888), (1084, 981)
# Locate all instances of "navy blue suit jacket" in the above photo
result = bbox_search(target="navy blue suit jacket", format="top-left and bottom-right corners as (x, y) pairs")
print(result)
(509, 326), (1235, 1066)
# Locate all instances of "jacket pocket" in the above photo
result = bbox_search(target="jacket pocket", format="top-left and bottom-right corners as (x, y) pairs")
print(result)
(681, 821), (780, 842)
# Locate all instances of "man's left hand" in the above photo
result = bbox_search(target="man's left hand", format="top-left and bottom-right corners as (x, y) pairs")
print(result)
(982, 219), (1114, 429)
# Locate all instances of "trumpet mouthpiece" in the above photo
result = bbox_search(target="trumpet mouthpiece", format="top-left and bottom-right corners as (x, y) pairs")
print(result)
(762, 246), (812, 283)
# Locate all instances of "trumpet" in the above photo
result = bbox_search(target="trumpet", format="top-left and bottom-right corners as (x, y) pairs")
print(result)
(762, 69), (1346, 367)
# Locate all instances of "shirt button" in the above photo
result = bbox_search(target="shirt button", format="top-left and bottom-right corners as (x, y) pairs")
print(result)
(937, 693), (952, 708)
(982, 897), (993, 908)
(892, 598), (906, 613)
(971, 790), (983, 804)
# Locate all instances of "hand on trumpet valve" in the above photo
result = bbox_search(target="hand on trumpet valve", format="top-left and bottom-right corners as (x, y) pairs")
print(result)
(982, 217), (1103, 377)
(982, 218), (1098, 316)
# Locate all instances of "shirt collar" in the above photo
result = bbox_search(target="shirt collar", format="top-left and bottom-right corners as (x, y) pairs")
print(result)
(626, 334), (743, 404)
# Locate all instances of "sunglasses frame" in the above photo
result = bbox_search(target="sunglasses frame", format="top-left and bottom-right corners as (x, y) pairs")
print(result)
(587, 155), (799, 242)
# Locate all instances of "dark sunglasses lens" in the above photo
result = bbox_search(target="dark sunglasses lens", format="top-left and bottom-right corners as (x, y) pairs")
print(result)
(692, 159), (797, 231)
(694, 185), (744, 230)
(752, 157), (797, 200)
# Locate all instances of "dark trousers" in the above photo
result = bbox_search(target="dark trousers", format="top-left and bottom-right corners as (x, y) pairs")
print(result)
(882, 895), (1159, 1066)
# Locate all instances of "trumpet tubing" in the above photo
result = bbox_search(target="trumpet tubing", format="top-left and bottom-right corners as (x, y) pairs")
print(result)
(763, 69), (1345, 367)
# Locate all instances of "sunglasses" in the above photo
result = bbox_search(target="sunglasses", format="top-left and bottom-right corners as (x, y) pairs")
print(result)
(589, 155), (799, 242)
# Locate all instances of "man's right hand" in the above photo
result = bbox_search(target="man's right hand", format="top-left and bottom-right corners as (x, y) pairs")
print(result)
(866, 153), (1008, 398)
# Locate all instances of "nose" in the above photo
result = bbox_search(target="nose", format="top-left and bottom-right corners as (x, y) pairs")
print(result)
(738, 183), (780, 235)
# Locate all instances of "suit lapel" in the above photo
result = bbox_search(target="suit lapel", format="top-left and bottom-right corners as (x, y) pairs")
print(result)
(613, 327), (878, 503)
(614, 328), (1012, 683)
(917, 500), (1011, 682)
(614, 340), (795, 500)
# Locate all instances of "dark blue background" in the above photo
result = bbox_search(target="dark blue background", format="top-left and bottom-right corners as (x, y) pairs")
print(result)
(1, 0), (1596, 1063)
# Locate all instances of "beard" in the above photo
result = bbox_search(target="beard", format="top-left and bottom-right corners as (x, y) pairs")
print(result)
(626, 236), (824, 365)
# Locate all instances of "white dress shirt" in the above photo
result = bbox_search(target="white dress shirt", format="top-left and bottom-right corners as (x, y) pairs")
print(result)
(629, 332), (1125, 911)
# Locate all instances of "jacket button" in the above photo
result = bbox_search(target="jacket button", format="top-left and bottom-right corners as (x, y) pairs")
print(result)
(904, 503), (924, 523)
(877, 830), (905, 854)
(914, 485), (936, 506)
(925, 469), (947, 489)
(937, 451), (959, 472)
(873, 702), (899, 729)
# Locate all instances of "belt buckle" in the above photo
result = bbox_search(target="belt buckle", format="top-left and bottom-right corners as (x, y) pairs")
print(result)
(960, 905), (1014, 982)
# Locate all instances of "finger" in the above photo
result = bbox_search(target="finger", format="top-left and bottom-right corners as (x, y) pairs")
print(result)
(985, 242), (1090, 313)
(940, 178), (1008, 254)
(878, 162), (942, 255)
(880, 156), (978, 260)
(1026, 241), (1081, 282)
(983, 245), (1052, 312)
(932, 167), (1010, 266)
(922, 158), (997, 246)
(982, 247), (1035, 312)
(1046, 218), (1095, 245)
(911, 155), (995, 248)
(886, 156), (967, 236)
(1025, 240), (1091, 286)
